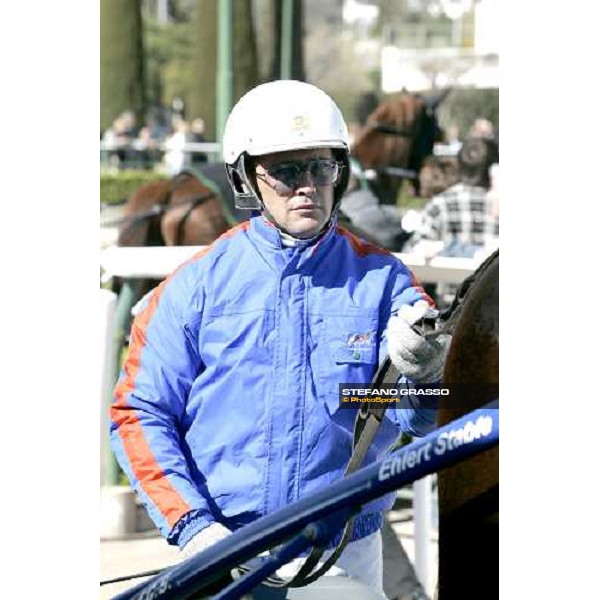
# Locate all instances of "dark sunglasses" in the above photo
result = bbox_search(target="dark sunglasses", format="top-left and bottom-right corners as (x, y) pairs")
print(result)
(255, 158), (343, 195)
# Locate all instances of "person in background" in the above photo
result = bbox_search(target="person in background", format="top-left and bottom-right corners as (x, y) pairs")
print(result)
(102, 111), (137, 169)
(163, 116), (190, 176)
(412, 136), (499, 305)
(189, 117), (208, 166)
(469, 117), (496, 142)
(485, 162), (500, 253)
(418, 136), (499, 258)
(132, 126), (160, 170)
(445, 123), (462, 154)
(110, 80), (450, 598)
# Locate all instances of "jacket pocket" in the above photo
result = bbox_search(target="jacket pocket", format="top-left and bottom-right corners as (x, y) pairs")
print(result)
(333, 341), (377, 366)
(317, 314), (379, 413)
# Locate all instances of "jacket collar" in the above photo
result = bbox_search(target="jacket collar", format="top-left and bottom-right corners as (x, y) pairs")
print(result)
(248, 215), (338, 272)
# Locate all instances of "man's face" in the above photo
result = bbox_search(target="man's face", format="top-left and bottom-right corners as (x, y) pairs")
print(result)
(254, 148), (336, 239)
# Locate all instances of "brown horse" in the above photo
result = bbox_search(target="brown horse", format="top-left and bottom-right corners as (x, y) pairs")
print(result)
(117, 169), (233, 248)
(351, 91), (448, 205)
(436, 250), (499, 599)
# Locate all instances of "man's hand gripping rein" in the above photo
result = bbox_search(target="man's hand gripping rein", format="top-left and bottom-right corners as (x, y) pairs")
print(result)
(387, 300), (451, 383)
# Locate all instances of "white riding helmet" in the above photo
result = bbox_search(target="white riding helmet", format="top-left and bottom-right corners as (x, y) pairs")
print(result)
(222, 80), (351, 210)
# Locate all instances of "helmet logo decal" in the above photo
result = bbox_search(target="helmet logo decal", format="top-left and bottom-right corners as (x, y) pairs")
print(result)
(291, 114), (311, 133)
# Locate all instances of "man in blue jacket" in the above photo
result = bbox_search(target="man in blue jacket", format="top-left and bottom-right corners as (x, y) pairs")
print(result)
(110, 81), (449, 596)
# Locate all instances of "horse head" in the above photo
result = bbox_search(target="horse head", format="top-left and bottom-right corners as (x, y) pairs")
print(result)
(351, 90), (448, 205)
(408, 90), (449, 190)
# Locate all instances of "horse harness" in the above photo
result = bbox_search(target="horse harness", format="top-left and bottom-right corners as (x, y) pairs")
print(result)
(102, 172), (218, 245)
(357, 121), (421, 183)
(370, 121), (420, 138)
(169, 173), (216, 245)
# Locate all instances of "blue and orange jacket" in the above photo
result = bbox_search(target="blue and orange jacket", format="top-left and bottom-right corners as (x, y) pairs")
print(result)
(110, 216), (437, 549)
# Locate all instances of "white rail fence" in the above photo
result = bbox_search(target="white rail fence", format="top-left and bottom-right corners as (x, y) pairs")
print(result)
(100, 245), (481, 285)
(100, 141), (222, 171)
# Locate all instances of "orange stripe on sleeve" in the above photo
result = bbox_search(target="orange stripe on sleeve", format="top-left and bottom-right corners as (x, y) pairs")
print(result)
(111, 221), (251, 527)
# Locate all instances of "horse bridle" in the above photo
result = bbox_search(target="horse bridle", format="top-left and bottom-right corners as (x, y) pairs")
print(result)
(359, 121), (423, 182)
(101, 190), (216, 229)
(369, 121), (419, 138)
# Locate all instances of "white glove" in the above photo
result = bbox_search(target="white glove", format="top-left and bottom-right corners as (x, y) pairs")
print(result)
(180, 522), (232, 560)
(387, 300), (451, 383)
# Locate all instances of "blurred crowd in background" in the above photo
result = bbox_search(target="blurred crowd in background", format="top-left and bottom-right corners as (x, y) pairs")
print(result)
(101, 109), (210, 174)
(101, 106), (498, 185)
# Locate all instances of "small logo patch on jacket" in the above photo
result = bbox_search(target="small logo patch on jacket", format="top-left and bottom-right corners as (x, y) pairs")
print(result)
(347, 331), (373, 346)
